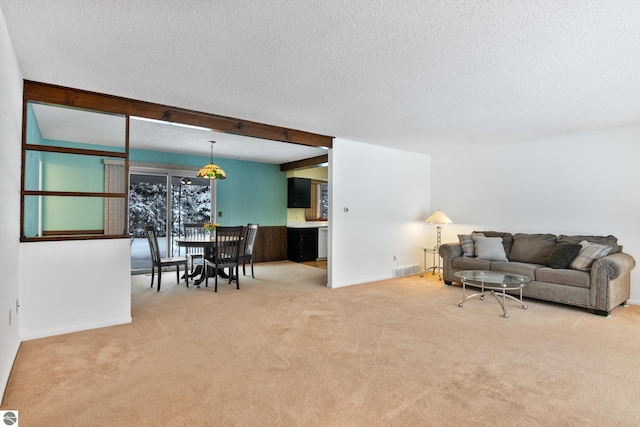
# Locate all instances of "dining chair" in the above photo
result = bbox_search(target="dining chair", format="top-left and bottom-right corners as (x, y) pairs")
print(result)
(183, 223), (206, 273)
(204, 226), (243, 292)
(145, 224), (189, 291)
(239, 223), (259, 278)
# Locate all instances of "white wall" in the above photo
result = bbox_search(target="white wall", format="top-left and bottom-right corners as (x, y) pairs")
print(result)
(20, 239), (132, 340)
(329, 139), (431, 288)
(0, 4), (23, 400)
(431, 128), (640, 303)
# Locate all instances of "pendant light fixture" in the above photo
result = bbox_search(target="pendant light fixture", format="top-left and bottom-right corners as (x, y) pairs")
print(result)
(197, 140), (227, 180)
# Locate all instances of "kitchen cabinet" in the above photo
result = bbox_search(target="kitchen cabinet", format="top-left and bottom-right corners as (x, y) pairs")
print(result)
(287, 227), (318, 262)
(287, 177), (311, 208)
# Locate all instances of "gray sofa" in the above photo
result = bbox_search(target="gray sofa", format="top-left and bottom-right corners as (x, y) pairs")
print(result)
(439, 231), (636, 316)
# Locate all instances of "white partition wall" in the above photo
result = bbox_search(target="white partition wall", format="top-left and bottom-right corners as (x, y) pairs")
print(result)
(431, 130), (640, 304)
(329, 138), (431, 288)
(0, 3), (24, 399)
(20, 239), (132, 340)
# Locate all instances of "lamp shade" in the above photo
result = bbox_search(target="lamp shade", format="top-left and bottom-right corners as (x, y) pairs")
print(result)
(197, 140), (227, 180)
(426, 210), (452, 224)
(197, 164), (226, 180)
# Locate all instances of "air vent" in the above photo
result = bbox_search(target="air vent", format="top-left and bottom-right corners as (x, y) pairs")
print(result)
(392, 264), (420, 278)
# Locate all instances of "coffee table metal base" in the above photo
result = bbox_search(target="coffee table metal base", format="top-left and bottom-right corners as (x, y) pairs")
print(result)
(458, 286), (528, 318)
(455, 270), (531, 318)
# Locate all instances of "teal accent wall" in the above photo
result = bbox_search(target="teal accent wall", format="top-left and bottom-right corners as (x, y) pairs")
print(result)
(26, 103), (43, 144)
(41, 150), (105, 192)
(215, 158), (287, 226)
(42, 196), (104, 231)
(41, 150), (105, 231)
(130, 149), (287, 226)
(24, 104), (42, 236)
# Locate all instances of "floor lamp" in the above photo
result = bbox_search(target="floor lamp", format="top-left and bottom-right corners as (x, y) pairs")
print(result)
(422, 210), (453, 279)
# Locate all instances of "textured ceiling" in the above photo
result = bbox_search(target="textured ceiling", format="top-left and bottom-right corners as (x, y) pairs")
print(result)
(3, 1), (640, 158)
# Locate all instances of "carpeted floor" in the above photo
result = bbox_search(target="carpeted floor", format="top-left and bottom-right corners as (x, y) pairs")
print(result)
(2, 260), (640, 426)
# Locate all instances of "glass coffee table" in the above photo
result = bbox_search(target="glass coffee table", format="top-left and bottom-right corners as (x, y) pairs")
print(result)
(454, 270), (531, 318)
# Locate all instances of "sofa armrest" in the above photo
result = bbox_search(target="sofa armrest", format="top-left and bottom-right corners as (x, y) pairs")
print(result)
(439, 243), (462, 283)
(439, 243), (462, 259)
(590, 252), (636, 312)
(591, 252), (636, 281)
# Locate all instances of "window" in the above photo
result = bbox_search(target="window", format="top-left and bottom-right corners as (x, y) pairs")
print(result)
(129, 171), (212, 270)
(319, 183), (328, 218)
(305, 180), (328, 220)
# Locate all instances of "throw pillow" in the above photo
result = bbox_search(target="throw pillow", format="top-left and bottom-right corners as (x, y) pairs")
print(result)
(509, 233), (558, 265)
(569, 240), (613, 271)
(472, 235), (508, 262)
(458, 233), (484, 257)
(557, 234), (619, 254)
(473, 231), (514, 257)
(547, 243), (582, 269)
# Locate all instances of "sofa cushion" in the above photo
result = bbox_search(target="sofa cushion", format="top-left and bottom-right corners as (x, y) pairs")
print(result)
(491, 261), (539, 279)
(472, 235), (508, 261)
(452, 256), (492, 271)
(535, 267), (591, 289)
(474, 231), (513, 257)
(458, 233), (484, 257)
(570, 240), (613, 271)
(547, 243), (581, 269)
(557, 234), (619, 254)
(508, 233), (557, 265)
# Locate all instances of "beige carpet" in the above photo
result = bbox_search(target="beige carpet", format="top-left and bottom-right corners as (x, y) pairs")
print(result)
(2, 261), (640, 426)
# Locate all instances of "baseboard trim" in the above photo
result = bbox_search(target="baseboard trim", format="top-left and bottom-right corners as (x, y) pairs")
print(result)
(329, 275), (392, 289)
(21, 316), (132, 342)
(0, 338), (21, 404)
(625, 298), (639, 306)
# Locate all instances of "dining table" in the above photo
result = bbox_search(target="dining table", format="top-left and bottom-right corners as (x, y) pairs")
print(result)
(174, 235), (242, 286)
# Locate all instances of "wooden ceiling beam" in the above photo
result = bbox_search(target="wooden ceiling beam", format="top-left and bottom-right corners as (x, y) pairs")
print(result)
(280, 154), (329, 171)
(24, 80), (333, 149)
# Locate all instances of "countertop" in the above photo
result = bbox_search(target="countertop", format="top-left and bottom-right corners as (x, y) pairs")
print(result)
(287, 222), (328, 229)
